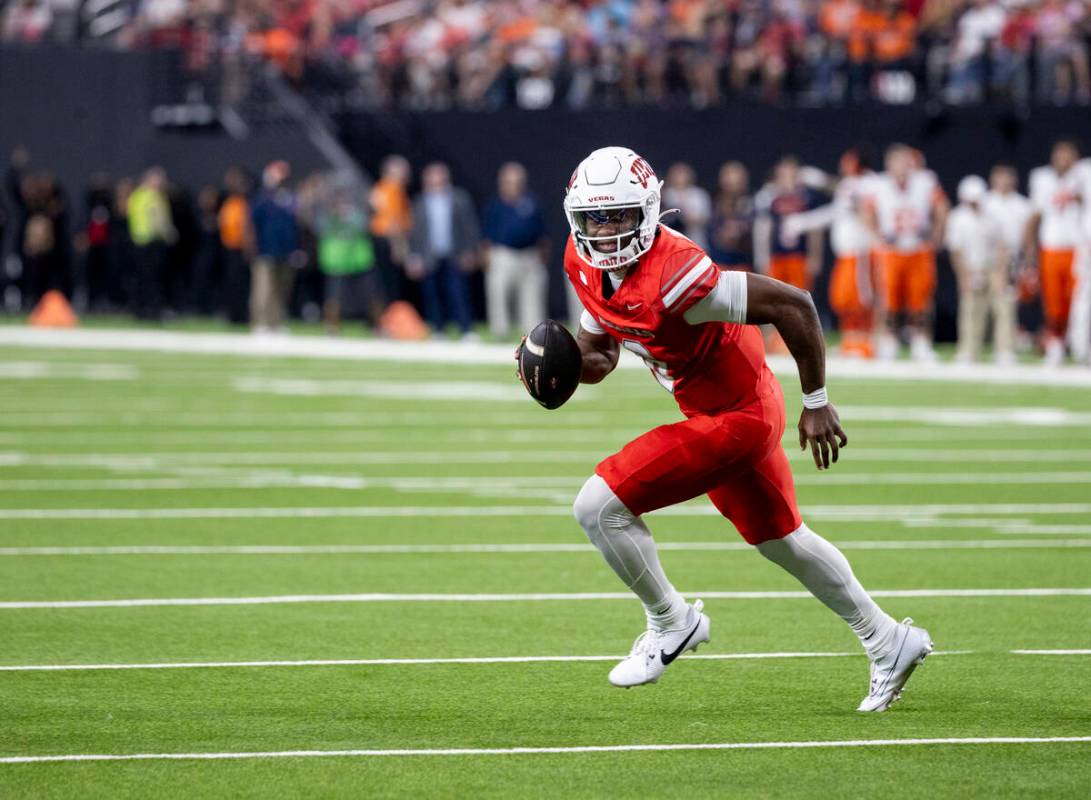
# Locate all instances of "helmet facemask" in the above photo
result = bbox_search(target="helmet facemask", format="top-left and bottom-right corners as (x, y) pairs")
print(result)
(565, 191), (661, 270)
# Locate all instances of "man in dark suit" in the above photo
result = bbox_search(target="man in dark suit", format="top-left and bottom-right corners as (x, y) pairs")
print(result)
(407, 162), (481, 339)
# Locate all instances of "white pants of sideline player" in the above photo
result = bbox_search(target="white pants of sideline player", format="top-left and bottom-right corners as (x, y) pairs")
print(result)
(1068, 244), (1091, 364)
(486, 245), (546, 339)
(956, 262), (1015, 362)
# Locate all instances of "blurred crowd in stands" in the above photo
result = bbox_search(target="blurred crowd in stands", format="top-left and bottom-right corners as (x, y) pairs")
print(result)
(4, 138), (1091, 365)
(3, 1), (1091, 108)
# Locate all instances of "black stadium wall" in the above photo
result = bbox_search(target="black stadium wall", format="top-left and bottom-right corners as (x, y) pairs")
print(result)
(4, 47), (1089, 337)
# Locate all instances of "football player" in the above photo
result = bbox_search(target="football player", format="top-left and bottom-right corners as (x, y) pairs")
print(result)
(562, 146), (931, 711)
(1026, 140), (1085, 366)
(865, 144), (949, 362)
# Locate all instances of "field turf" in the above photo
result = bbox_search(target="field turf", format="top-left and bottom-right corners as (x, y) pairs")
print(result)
(0, 337), (1089, 798)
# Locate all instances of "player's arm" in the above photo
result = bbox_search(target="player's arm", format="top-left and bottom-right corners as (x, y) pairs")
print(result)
(576, 313), (620, 384)
(929, 191), (950, 251)
(746, 273), (846, 470)
(684, 269), (846, 469)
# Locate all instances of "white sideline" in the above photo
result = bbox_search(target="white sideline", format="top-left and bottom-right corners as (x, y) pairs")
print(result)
(3, 502), (1091, 520)
(5, 326), (1091, 387)
(2, 737), (1090, 764)
(1, 588), (1088, 610)
(1, 539), (1090, 557)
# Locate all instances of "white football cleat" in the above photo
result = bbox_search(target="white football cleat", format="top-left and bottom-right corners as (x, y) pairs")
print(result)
(608, 600), (710, 688)
(857, 618), (933, 712)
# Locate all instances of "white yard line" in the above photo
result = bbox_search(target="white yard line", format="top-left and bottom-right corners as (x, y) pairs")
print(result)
(2, 449), (1089, 469)
(1, 539), (1089, 557)
(5, 326), (1091, 387)
(2, 471), (1090, 493)
(1010, 649), (1091, 655)
(2, 737), (1089, 765)
(1, 588), (1087, 610)
(2, 502), (1091, 521)
(0, 651), (991, 673)
(0, 651), (871, 672)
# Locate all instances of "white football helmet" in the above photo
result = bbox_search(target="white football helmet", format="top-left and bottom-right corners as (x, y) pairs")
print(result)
(564, 146), (662, 270)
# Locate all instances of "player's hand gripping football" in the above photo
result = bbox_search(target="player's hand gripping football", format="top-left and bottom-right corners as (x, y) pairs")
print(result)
(798, 405), (848, 471)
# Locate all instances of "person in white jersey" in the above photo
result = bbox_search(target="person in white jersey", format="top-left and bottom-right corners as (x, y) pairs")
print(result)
(782, 148), (880, 358)
(1026, 140), (1084, 366)
(865, 144), (949, 362)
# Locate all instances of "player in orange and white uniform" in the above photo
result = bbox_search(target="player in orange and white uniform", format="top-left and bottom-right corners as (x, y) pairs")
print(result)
(866, 144), (949, 362)
(1026, 140), (1085, 366)
(782, 148), (880, 358)
(558, 147), (931, 710)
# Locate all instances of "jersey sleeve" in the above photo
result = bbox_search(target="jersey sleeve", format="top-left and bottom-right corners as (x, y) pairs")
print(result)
(658, 249), (720, 316)
(579, 309), (605, 335)
(683, 269), (748, 325)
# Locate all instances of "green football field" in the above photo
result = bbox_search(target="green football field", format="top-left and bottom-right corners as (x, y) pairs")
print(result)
(1, 335), (1089, 798)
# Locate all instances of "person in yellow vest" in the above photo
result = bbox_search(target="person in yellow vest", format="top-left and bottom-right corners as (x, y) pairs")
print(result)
(127, 167), (176, 320)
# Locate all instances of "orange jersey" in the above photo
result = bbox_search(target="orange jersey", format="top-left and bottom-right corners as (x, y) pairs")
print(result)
(566, 225), (774, 417)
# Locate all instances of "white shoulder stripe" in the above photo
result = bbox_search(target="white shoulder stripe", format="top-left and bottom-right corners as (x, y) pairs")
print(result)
(663, 257), (713, 308)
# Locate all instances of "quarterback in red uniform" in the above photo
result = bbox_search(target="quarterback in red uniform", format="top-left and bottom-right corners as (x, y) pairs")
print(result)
(561, 147), (931, 711)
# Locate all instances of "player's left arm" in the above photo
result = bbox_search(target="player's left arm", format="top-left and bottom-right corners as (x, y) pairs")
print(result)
(745, 273), (846, 470)
(684, 268), (846, 469)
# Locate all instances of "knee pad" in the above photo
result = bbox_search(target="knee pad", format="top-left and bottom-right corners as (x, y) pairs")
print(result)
(573, 474), (633, 539)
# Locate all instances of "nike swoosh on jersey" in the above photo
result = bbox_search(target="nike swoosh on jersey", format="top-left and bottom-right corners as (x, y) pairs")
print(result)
(660, 617), (702, 665)
(626, 302), (643, 311)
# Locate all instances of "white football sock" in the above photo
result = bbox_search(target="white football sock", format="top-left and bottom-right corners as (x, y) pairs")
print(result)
(574, 475), (689, 631)
(757, 523), (898, 656)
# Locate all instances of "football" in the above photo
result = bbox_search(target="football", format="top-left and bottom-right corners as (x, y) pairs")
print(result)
(517, 319), (582, 410)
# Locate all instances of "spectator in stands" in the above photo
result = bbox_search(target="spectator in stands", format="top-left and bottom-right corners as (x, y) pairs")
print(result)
(249, 160), (299, 333)
(813, 0), (861, 103)
(127, 167), (175, 320)
(946, 174), (1012, 363)
(1, 0), (52, 42)
(219, 166), (252, 324)
(408, 162), (480, 339)
(369, 155), (413, 303)
(993, 0), (1036, 105)
(314, 179), (383, 335)
(946, 0), (1008, 104)
(482, 161), (547, 340)
(1035, 0), (1091, 104)
(662, 162), (711, 250)
(707, 161), (754, 269)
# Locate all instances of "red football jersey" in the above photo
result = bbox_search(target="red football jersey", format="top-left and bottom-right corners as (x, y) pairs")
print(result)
(565, 225), (775, 417)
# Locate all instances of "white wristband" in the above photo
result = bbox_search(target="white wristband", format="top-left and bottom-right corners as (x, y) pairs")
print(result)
(802, 387), (828, 409)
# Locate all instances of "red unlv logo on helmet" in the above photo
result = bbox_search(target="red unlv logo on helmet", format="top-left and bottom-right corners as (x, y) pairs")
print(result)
(567, 169), (579, 190)
(630, 158), (655, 189)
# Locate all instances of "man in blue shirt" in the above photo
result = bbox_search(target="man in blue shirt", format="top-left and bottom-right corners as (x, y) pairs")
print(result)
(249, 161), (300, 333)
(482, 162), (547, 339)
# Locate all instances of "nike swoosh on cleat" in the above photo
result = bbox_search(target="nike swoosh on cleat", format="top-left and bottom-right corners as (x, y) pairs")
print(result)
(660, 617), (702, 666)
